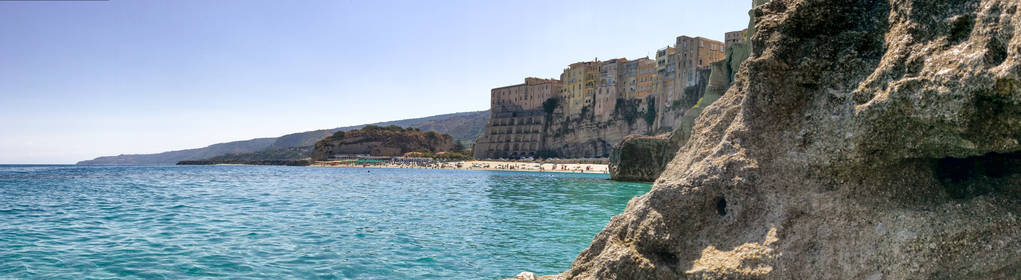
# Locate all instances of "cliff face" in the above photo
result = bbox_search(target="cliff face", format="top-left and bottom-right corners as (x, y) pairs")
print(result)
(549, 0), (1021, 279)
(310, 126), (454, 161)
(540, 106), (656, 158)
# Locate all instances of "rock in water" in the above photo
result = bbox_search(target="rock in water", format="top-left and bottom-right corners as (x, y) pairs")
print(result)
(554, 0), (1021, 279)
(608, 134), (677, 182)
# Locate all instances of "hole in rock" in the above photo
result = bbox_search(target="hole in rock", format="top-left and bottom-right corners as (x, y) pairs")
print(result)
(935, 152), (1021, 199)
(716, 197), (727, 216)
(653, 249), (679, 267)
(949, 15), (974, 44)
(985, 37), (1008, 65)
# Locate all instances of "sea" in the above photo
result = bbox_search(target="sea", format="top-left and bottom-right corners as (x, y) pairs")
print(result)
(0, 165), (650, 279)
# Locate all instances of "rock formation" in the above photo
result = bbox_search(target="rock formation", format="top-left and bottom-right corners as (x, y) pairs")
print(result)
(310, 125), (454, 161)
(608, 134), (677, 182)
(537, 0), (1021, 278)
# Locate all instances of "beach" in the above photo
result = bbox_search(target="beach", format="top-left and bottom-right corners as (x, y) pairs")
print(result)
(311, 160), (609, 174)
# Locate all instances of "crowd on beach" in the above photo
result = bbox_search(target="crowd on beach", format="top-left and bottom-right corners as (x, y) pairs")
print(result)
(312, 159), (609, 174)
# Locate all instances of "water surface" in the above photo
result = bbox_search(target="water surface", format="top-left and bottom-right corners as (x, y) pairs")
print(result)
(0, 165), (649, 279)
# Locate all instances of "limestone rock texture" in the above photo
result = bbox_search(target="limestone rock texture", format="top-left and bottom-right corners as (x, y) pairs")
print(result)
(552, 0), (1021, 279)
(608, 134), (678, 182)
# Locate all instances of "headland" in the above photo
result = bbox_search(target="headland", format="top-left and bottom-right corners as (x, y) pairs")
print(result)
(310, 159), (609, 174)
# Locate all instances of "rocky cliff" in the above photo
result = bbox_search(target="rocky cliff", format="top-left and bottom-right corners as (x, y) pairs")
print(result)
(540, 104), (655, 158)
(533, 0), (1021, 278)
(310, 125), (455, 161)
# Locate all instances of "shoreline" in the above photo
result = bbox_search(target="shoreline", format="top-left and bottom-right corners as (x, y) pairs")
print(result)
(310, 160), (609, 174)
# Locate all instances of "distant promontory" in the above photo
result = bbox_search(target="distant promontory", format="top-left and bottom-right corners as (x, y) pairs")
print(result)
(310, 125), (457, 161)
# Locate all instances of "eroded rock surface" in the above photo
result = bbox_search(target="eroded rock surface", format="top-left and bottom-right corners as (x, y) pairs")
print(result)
(553, 0), (1021, 278)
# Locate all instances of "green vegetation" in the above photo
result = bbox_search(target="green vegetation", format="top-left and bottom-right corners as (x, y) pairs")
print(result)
(362, 125), (409, 132)
(200, 146), (314, 162)
(645, 97), (657, 126)
(614, 98), (642, 125)
(542, 97), (561, 115)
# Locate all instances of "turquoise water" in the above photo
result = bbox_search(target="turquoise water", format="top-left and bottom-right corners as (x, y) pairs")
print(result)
(0, 165), (649, 279)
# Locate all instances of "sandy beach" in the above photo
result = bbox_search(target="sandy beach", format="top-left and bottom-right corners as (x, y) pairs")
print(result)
(311, 160), (609, 174)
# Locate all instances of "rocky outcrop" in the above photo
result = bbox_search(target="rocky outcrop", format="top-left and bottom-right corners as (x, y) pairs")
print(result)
(310, 125), (454, 161)
(608, 134), (677, 182)
(542, 0), (1021, 279)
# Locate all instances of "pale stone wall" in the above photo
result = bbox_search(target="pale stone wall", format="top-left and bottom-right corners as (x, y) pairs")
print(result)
(475, 78), (559, 159)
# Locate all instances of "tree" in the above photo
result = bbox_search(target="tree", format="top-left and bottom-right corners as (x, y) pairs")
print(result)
(645, 97), (657, 126)
(542, 97), (561, 115)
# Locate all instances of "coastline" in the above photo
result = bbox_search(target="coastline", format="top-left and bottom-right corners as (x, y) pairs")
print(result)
(310, 160), (609, 174)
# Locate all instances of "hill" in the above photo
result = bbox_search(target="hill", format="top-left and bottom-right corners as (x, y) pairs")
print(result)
(77, 110), (489, 165)
(310, 125), (455, 160)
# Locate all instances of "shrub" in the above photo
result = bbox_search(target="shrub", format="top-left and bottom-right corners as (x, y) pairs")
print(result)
(645, 97), (657, 126)
(542, 97), (560, 114)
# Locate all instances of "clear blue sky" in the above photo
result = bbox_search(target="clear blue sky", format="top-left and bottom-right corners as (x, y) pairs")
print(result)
(0, 0), (751, 164)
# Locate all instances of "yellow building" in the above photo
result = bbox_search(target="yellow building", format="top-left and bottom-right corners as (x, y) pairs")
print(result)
(559, 60), (600, 117)
(636, 58), (656, 99)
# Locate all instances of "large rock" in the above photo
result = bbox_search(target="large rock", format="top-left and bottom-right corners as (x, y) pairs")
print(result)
(608, 134), (678, 182)
(547, 0), (1021, 279)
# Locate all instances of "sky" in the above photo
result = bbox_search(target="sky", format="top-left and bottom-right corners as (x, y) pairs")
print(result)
(0, 0), (751, 164)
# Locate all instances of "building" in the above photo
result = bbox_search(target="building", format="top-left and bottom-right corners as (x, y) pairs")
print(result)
(491, 77), (559, 114)
(673, 36), (725, 89)
(595, 58), (626, 121)
(473, 78), (560, 159)
(651, 36), (726, 132)
(559, 60), (600, 117)
(635, 58), (656, 99)
(474, 33), (729, 159)
(654, 46), (679, 107)
(725, 29), (747, 52)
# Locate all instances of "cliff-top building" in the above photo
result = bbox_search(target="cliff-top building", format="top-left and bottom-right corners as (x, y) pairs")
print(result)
(474, 34), (728, 159)
(473, 78), (560, 159)
(725, 29), (747, 52)
(652, 36), (725, 132)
